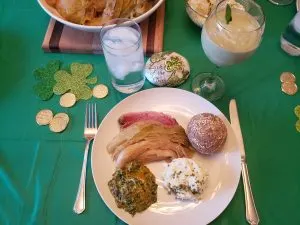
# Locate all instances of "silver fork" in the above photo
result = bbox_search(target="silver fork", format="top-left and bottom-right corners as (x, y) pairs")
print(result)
(73, 103), (98, 214)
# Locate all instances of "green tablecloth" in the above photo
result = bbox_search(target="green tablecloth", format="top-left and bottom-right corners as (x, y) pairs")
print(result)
(1, 0), (300, 224)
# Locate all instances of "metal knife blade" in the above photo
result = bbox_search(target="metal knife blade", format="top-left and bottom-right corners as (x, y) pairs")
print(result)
(229, 99), (246, 161)
(229, 99), (259, 225)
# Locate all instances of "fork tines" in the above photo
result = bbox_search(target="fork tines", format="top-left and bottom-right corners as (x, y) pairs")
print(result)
(85, 103), (97, 129)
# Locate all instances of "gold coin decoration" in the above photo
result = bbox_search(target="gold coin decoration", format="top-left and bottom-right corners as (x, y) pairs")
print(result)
(280, 72), (296, 83)
(296, 120), (300, 133)
(60, 93), (76, 108)
(49, 118), (68, 133)
(93, 84), (109, 99)
(281, 82), (298, 95)
(49, 113), (69, 133)
(36, 109), (53, 125)
(36, 110), (70, 133)
(280, 72), (298, 95)
(54, 113), (70, 124)
(294, 105), (300, 118)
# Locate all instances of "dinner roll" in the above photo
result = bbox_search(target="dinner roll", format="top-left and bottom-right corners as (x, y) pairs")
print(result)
(187, 113), (227, 155)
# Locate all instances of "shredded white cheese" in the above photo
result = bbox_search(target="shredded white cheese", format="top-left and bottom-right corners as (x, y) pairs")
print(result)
(162, 158), (208, 201)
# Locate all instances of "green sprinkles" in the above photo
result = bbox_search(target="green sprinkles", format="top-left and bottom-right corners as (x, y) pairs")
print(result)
(33, 60), (60, 101)
(53, 63), (97, 100)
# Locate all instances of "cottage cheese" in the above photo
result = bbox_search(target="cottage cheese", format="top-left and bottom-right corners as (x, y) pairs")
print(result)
(162, 158), (208, 201)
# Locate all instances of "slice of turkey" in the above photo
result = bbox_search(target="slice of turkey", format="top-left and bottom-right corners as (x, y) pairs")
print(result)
(107, 121), (194, 168)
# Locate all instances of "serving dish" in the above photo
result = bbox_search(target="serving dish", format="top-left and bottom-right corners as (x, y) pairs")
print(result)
(37, 0), (165, 32)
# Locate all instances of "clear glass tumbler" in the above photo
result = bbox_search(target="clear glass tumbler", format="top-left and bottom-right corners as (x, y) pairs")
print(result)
(100, 18), (145, 94)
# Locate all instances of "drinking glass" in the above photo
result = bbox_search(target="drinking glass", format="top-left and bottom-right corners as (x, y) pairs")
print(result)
(192, 0), (265, 101)
(100, 18), (145, 94)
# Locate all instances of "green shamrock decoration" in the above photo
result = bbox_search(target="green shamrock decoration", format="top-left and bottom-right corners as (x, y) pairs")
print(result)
(53, 63), (97, 100)
(165, 56), (183, 72)
(33, 60), (60, 101)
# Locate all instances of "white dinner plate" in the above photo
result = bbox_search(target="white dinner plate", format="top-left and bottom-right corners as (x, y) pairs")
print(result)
(91, 88), (241, 225)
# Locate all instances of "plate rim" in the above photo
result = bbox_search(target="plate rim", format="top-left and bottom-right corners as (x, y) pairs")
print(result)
(91, 88), (241, 225)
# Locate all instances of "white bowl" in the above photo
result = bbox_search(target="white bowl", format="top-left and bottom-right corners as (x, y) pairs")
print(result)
(37, 0), (165, 32)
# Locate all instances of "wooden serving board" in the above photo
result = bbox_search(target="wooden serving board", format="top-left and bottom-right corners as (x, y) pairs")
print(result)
(42, 2), (165, 56)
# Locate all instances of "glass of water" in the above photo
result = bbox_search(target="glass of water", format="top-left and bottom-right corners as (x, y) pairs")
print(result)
(100, 18), (145, 94)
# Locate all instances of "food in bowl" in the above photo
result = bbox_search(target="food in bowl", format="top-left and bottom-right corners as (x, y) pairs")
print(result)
(186, 0), (214, 26)
(45, 0), (157, 25)
(187, 113), (227, 155)
(108, 161), (158, 215)
(186, 0), (244, 27)
(162, 158), (208, 201)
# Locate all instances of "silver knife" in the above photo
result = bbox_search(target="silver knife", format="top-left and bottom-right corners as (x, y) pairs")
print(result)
(229, 99), (259, 225)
